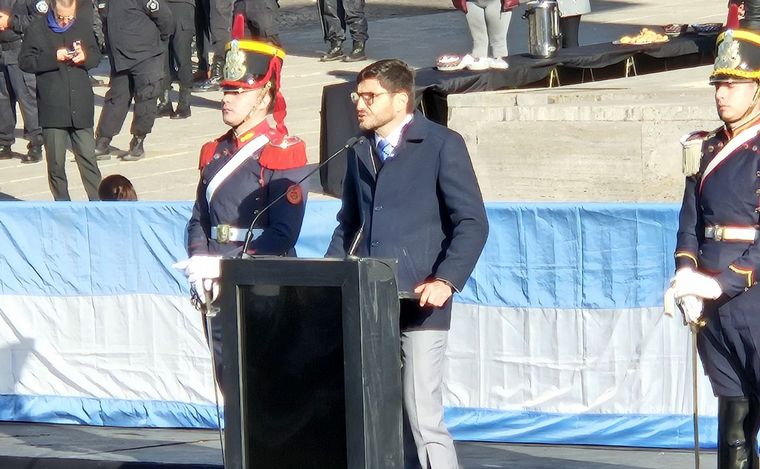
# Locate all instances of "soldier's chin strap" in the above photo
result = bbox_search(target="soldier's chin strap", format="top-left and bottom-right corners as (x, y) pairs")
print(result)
(231, 83), (272, 134)
(726, 81), (760, 133)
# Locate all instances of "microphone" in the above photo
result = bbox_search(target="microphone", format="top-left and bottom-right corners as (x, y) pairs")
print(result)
(239, 135), (365, 257)
(346, 220), (364, 259)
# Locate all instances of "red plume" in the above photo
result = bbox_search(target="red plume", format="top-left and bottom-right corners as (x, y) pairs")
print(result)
(232, 14), (245, 40)
(727, 2), (740, 29)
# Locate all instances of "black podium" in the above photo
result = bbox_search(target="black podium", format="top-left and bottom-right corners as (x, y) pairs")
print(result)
(219, 257), (403, 469)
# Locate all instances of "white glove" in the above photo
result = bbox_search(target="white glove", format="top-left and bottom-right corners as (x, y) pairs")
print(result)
(664, 268), (694, 317)
(678, 295), (704, 326)
(173, 255), (222, 284)
(673, 270), (722, 300)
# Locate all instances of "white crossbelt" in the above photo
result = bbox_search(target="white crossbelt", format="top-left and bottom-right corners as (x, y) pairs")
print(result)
(704, 225), (758, 242)
(211, 226), (263, 243)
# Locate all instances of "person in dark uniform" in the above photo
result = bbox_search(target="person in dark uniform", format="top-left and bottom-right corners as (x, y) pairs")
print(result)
(19, 0), (102, 200)
(0, 0), (46, 163)
(193, 0), (209, 81)
(174, 24), (308, 392)
(669, 11), (760, 469)
(156, 0), (194, 119)
(318, 0), (367, 62)
(93, 0), (173, 161)
(193, 0), (232, 92)
(232, 0), (279, 45)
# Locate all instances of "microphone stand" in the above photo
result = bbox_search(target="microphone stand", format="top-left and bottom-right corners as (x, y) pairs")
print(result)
(239, 135), (364, 257)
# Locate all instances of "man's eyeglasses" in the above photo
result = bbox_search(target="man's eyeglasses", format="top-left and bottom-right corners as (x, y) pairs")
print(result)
(350, 91), (391, 105)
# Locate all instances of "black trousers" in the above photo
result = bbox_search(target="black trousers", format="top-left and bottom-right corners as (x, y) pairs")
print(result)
(239, 0), (280, 42)
(560, 15), (581, 48)
(319, 0), (368, 43)
(0, 51), (42, 146)
(165, 2), (195, 95)
(209, 0), (234, 56)
(195, 0), (211, 72)
(97, 55), (164, 139)
(43, 127), (101, 201)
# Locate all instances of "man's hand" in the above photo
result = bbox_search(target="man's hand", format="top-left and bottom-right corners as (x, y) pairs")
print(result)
(414, 279), (453, 308)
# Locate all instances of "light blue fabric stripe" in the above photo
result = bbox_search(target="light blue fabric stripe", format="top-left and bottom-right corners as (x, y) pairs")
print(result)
(0, 393), (222, 428)
(445, 407), (715, 449)
(0, 394), (713, 448)
(0, 201), (680, 308)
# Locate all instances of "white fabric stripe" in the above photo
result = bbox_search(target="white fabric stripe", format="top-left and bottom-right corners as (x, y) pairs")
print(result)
(206, 134), (269, 204)
(0, 295), (711, 420)
(700, 124), (760, 191)
(443, 304), (716, 417)
(0, 294), (217, 405)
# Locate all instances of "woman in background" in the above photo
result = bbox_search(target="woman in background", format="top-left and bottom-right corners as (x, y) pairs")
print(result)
(452, 0), (518, 70)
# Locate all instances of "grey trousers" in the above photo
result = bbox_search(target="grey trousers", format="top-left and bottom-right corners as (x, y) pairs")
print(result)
(401, 330), (458, 469)
(465, 0), (512, 58)
(43, 127), (101, 201)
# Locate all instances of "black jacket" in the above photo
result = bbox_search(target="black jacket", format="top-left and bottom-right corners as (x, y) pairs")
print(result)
(0, 0), (48, 49)
(18, 5), (101, 129)
(103, 0), (173, 72)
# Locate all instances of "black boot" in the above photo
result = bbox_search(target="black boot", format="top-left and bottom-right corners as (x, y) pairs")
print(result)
(343, 41), (366, 62)
(156, 89), (174, 118)
(21, 143), (43, 164)
(171, 88), (191, 119)
(94, 136), (112, 160)
(321, 40), (344, 62)
(122, 135), (145, 161)
(193, 57), (223, 92)
(718, 397), (759, 469)
(0, 144), (12, 160)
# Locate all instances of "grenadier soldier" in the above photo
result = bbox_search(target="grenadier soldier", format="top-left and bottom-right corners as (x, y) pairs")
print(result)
(668, 9), (760, 469)
(174, 15), (307, 392)
(0, 0), (46, 163)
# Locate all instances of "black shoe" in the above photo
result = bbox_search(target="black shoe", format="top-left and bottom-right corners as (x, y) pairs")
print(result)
(122, 135), (145, 161)
(157, 90), (174, 118)
(21, 145), (42, 164)
(193, 58), (223, 92)
(157, 103), (174, 117)
(94, 136), (112, 160)
(321, 40), (344, 62)
(343, 41), (366, 62)
(171, 104), (191, 119)
(0, 145), (12, 160)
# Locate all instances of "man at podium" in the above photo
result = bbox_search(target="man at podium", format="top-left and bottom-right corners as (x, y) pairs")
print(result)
(326, 59), (489, 469)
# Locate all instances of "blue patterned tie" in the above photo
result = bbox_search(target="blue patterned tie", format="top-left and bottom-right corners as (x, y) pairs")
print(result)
(376, 138), (393, 162)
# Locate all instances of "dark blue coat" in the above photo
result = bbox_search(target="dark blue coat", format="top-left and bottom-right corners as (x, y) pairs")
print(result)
(675, 125), (760, 397)
(327, 111), (489, 331)
(187, 130), (306, 258)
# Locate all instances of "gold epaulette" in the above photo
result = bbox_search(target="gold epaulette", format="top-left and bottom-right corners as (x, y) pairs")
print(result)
(679, 130), (709, 177)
